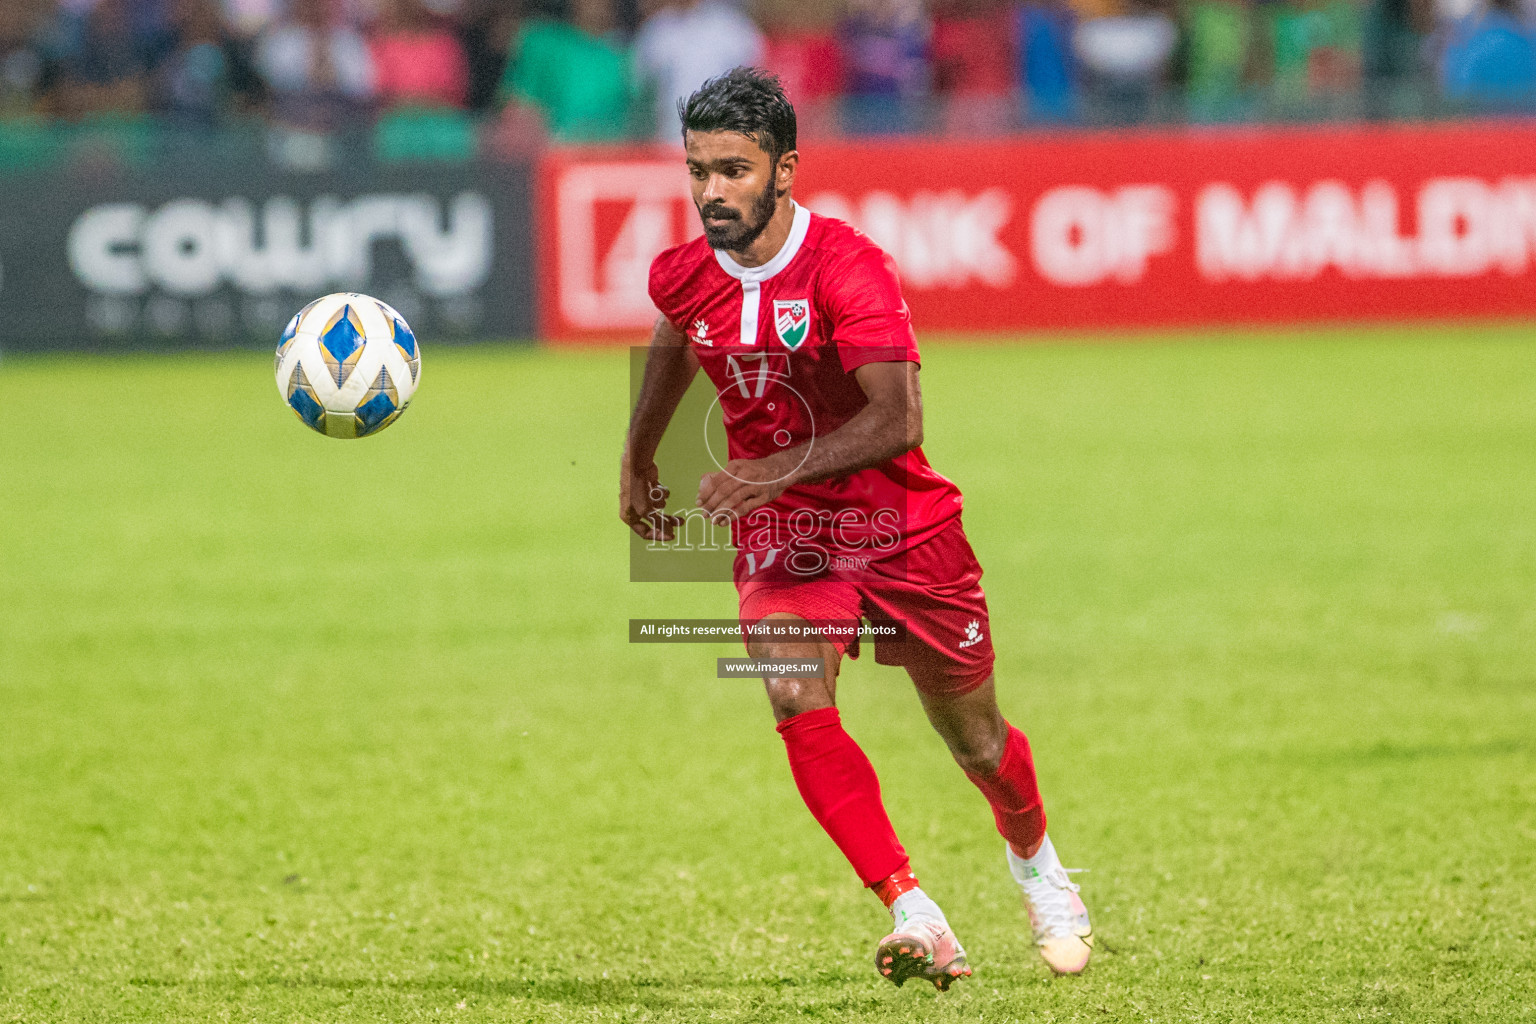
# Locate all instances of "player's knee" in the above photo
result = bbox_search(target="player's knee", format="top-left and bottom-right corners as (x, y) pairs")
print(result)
(941, 721), (1008, 775)
(950, 742), (1005, 776)
(764, 679), (834, 722)
(919, 672), (1006, 774)
(763, 659), (836, 721)
(749, 620), (837, 721)
(746, 617), (835, 721)
(749, 637), (832, 710)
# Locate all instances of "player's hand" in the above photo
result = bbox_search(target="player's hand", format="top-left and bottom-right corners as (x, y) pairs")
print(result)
(620, 457), (682, 541)
(697, 452), (797, 520)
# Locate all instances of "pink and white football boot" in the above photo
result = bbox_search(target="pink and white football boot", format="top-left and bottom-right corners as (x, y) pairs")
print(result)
(874, 889), (972, 991)
(1008, 834), (1093, 974)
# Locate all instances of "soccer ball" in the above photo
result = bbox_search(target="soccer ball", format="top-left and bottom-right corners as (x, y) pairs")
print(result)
(274, 293), (421, 439)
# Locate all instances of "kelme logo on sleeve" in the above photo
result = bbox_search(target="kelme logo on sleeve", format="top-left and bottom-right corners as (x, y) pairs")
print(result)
(773, 299), (810, 350)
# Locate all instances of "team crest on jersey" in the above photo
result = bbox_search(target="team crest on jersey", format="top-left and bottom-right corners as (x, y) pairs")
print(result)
(773, 299), (810, 350)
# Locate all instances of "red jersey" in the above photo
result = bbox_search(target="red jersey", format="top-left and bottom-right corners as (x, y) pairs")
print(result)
(648, 203), (964, 570)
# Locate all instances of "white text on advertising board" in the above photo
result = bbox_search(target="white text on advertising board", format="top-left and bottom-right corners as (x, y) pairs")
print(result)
(68, 193), (493, 298)
(1197, 177), (1536, 281)
(552, 162), (1024, 332)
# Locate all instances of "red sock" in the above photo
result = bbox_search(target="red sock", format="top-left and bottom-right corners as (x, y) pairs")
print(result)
(776, 707), (909, 886)
(964, 723), (1047, 856)
(870, 863), (921, 909)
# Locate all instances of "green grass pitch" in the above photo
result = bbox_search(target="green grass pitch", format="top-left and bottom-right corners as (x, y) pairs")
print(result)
(2, 326), (1534, 1022)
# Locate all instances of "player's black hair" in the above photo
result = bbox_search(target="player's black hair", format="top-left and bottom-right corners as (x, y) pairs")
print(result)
(678, 67), (797, 162)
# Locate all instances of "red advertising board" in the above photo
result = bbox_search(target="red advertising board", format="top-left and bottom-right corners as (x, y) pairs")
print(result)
(537, 122), (1536, 342)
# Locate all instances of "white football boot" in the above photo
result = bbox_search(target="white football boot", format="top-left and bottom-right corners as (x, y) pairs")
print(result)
(1007, 834), (1093, 974)
(874, 889), (972, 991)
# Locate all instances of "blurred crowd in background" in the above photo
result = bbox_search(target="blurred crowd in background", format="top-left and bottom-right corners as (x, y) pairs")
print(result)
(2, 0), (1535, 167)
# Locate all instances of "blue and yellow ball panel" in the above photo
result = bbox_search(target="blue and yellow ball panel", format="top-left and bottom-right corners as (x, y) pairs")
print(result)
(286, 363), (326, 433)
(275, 314), (300, 376)
(319, 304), (367, 388)
(390, 317), (420, 375)
(370, 365), (400, 407)
(275, 307), (308, 376)
(387, 315), (417, 358)
(354, 366), (401, 437)
(285, 362), (311, 401)
(355, 396), (398, 437)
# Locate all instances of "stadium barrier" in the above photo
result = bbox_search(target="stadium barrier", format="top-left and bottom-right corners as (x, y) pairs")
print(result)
(537, 121), (1536, 342)
(0, 160), (537, 353)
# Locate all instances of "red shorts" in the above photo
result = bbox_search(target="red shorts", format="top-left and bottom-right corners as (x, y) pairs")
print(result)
(735, 517), (996, 696)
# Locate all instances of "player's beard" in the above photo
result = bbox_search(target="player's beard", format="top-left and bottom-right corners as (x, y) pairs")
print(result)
(698, 177), (780, 252)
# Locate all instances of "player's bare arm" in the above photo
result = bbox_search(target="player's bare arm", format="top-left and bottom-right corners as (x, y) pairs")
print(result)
(696, 361), (922, 517)
(620, 314), (699, 541)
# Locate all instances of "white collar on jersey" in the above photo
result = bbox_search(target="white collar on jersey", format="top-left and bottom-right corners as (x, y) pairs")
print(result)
(713, 201), (811, 283)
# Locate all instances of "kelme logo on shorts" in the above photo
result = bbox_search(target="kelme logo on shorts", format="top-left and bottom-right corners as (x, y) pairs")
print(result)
(774, 299), (810, 350)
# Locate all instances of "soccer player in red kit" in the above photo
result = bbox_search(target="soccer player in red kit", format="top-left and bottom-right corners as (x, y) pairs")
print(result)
(620, 68), (1092, 989)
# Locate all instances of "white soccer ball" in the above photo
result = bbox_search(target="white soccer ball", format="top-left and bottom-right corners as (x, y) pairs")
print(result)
(274, 292), (421, 439)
